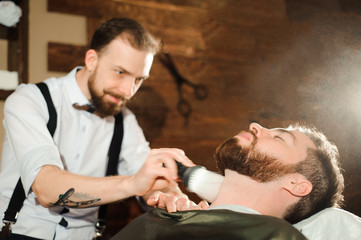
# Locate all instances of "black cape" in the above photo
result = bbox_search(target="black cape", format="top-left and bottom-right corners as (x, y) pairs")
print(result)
(111, 208), (307, 240)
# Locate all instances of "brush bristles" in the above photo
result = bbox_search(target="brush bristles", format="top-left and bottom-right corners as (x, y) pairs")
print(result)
(186, 167), (224, 203)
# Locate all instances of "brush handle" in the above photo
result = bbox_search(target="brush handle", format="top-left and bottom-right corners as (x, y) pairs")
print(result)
(176, 162), (202, 188)
(176, 161), (224, 202)
(176, 161), (187, 178)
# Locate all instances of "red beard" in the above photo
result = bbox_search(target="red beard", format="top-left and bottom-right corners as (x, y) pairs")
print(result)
(215, 133), (296, 182)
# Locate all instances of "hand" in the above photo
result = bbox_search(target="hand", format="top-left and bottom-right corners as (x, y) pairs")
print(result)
(129, 148), (194, 196)
(147, 191), (210, 212)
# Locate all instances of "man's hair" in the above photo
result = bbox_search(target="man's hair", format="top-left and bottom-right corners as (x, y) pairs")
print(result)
(90, 17), (161, 55)
(283, 123), (344, 224)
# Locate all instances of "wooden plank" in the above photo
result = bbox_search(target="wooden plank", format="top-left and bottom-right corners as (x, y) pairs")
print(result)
(86, 17), (104, 44)
(47, 42), (86, 72)
(47, 0), (108, 17)
(0, 25), (10, 39)
(6, 28), (19, 72)
(112, 0), (207, 14)
(0, 89), (14, 99)
(18, 0), (29, 86)
(107, 2), (208, 29)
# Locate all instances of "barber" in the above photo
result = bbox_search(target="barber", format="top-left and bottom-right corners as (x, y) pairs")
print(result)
(0, 17), (203, 240)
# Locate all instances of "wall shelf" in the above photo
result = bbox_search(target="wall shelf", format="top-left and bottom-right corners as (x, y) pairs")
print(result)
(0, 0), (28, 100)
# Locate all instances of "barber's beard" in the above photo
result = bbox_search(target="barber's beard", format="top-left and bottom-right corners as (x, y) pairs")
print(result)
(215, 134), (296, 182)
(88, 70), (128, 117)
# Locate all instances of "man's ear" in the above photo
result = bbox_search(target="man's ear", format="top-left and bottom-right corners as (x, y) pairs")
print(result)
(84, 49), (98, 72)
(284, 174), (312, 197)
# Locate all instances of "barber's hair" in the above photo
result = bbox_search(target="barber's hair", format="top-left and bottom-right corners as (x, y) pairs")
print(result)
(90, 17), (161, 55)
(283, 123), (344, 224)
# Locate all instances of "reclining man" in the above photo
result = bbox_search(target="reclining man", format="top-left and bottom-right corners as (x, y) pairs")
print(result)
(112, 122), (345, 240)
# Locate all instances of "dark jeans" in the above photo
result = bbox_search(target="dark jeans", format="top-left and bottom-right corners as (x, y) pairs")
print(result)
(0, 233), (43, 240)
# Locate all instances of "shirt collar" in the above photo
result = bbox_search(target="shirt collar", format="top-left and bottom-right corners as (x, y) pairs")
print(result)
(208, 205), (260, 215)
(67, 67), (90, 106)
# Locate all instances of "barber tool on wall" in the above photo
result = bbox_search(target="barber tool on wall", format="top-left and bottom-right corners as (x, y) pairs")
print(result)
(158, 52), (208, 125)
(176, 162), (224, 203)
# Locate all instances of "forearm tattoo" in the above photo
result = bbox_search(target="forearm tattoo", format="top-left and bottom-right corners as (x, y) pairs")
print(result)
(51, 188), (101, 208)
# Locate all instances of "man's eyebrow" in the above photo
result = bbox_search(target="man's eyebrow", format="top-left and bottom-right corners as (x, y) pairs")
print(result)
(114, 65), (149, 79)
(113, 65), (129, 73)
(276, 129), (296, 143)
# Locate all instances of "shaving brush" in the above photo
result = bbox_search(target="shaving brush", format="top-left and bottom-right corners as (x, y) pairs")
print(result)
(177, 162), (224, 203)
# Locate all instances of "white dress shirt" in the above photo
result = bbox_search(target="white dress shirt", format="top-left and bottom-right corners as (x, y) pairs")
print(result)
(0, 67), (150, 239)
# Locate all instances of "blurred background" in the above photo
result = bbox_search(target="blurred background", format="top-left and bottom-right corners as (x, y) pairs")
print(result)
(1, 0), (360, 238)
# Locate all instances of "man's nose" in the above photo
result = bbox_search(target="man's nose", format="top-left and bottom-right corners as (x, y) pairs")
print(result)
(118, 77), (136, 98)
(249, 122), (270, 138)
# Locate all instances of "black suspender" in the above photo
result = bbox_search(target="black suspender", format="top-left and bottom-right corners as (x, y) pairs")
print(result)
(106, 114), (123, 176)
(1, 180), (25, 238)
(1, 82), (56, 238)
(94, 112), (123, 239)
(37, 82), (57, 136)
(1, 82), (123, 238)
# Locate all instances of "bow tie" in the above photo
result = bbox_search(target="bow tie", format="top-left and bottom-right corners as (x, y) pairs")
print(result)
(72, 103), (96, 113)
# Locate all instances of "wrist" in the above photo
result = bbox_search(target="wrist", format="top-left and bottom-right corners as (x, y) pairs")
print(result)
(116, 175), (140, 198)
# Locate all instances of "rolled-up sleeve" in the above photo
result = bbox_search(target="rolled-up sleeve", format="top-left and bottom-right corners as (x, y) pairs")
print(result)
(3, 84), (63, 195)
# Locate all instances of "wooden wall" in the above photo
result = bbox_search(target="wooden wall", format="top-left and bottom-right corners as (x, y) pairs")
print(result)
(47, 0), (361, 238)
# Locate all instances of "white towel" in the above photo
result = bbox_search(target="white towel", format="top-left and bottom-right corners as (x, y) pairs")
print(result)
(294, 208), (361, 240)
(0, 70), (18, 90)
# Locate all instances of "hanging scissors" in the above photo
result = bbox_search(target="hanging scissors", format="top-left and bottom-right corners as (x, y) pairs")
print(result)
(158, 52), (208, 122)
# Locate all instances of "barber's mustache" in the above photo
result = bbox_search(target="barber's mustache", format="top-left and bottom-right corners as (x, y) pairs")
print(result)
(103, 90), (129, 102)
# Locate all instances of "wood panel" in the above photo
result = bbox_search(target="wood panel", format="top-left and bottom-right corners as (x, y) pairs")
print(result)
(47, 0), (361, 235)
(0, 25), (12, 39)
(47, 0), (107, 17)
(47, 42), (86, 72)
